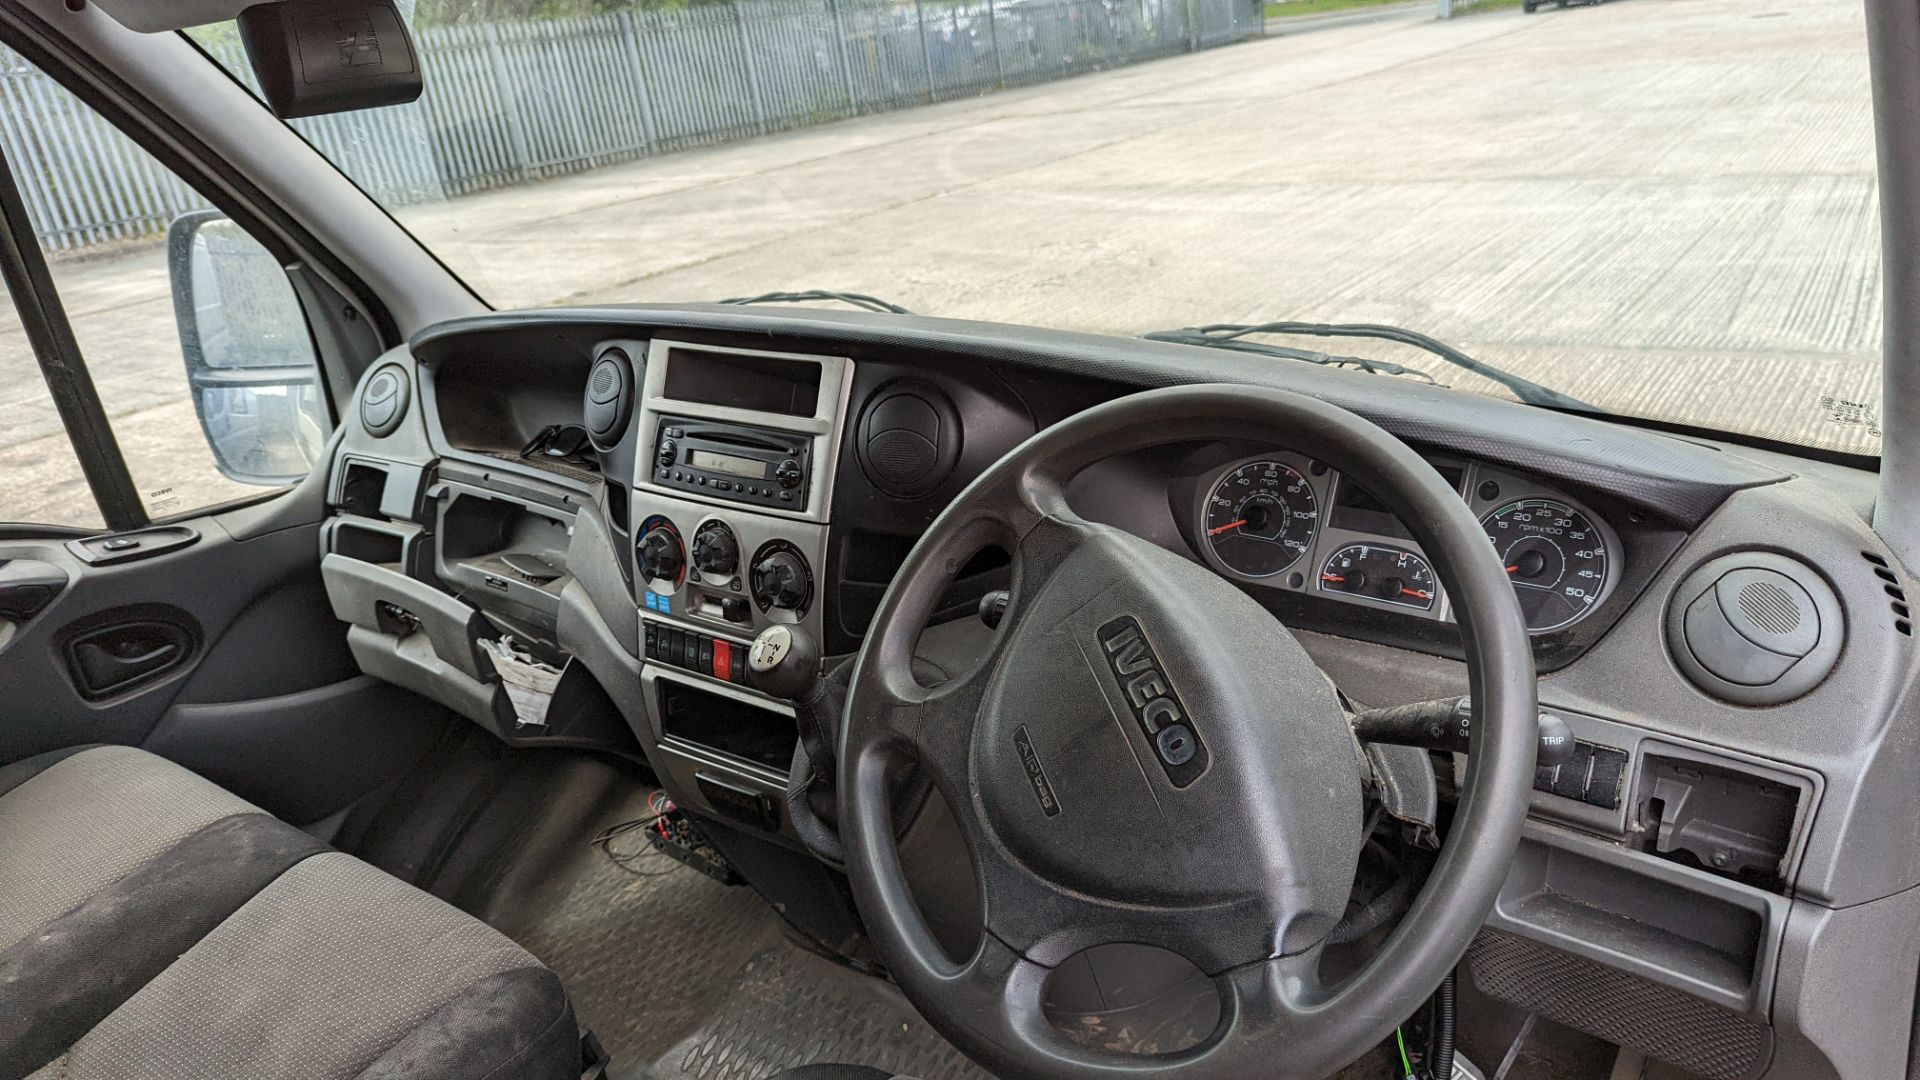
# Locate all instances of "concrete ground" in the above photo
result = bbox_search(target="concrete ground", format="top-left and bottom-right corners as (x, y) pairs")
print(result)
(0, 0), (1882, 527)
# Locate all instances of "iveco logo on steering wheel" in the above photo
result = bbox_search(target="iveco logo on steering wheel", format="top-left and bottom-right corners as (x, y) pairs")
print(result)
(1098, 616), (1209, 787)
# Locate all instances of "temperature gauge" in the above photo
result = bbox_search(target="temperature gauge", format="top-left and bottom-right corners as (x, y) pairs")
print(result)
(1319, 544), (1438, 612)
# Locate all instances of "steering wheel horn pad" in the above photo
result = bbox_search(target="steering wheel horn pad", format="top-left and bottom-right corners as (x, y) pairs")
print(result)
(841, 384), (1538, 1080)
(971, 523), (1364, 970)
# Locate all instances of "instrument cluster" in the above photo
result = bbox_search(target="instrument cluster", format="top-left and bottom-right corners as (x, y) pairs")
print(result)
(1192, 451), (1620, 635)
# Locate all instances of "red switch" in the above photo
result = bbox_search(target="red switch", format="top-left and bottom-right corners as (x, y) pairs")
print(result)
(711, 639), (732, 681)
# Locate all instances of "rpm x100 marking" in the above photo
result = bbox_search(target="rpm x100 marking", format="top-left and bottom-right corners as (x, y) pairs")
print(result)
(1480, 497), (1609, 632)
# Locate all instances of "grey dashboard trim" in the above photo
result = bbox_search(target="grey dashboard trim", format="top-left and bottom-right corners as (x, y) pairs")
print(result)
(634, 338), (855, 524)
(411, 305), (1792, 527)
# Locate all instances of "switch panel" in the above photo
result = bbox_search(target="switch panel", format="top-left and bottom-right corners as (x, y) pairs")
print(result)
(1534, 740), (1630, 810)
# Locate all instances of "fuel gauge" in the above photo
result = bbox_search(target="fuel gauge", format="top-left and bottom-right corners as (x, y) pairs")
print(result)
(1319, 544), (1438, 612)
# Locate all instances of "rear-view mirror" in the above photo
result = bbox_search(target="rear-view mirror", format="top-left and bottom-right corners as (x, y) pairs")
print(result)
(236, 0), (424, 119)
(166, 209), (332, 487)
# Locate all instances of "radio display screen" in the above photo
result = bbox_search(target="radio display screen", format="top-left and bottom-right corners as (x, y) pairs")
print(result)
(690, 449), (770, 480)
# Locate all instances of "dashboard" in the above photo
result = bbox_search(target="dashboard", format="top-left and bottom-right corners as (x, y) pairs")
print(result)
(314, 303), (1920, 1080)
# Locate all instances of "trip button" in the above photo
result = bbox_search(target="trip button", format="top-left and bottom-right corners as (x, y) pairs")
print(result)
(713, 480), (732, 492)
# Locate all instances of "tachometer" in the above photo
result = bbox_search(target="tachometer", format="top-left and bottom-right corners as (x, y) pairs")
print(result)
(1319, 544), (1437, 611)
(1480, 498), (1609, 632)
(1203, 460), (1320, 578)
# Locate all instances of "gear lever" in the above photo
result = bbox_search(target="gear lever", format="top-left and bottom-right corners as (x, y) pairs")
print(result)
(747, 625), (845, 863)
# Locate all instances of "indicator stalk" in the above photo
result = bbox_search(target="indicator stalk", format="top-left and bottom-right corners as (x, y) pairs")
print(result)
(1350, 695), (1574, 767)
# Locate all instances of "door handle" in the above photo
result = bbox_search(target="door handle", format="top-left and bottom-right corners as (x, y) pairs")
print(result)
(65, 620), (192, 699)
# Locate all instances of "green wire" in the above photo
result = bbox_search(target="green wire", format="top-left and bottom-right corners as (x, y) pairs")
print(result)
(1394, 1026), (1415, 1079)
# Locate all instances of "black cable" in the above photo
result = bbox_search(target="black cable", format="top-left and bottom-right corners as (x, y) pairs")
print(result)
(1432, 970), (1457, 1080)
(717, 289), (912, 314)
(1143, 321), (1597, 412)
(1142, 328), (1441, 384)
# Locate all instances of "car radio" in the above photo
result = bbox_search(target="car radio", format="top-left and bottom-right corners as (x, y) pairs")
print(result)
(651, 415), (812, 508)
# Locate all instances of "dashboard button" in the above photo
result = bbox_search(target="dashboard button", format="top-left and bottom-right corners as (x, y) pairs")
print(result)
(714, 480), (732, 492)
(779, 491), (794, 502)
(1584, 745), (1628, 809)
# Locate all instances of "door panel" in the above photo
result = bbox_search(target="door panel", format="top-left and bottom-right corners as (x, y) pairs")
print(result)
(0, 475), (450, 824)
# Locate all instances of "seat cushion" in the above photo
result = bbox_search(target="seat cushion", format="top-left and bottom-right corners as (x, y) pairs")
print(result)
(0, 744), (260, 950)
(0, 745), (580, 1080)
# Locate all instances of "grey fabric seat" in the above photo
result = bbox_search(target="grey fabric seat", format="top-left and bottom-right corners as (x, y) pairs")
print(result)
(0, 745), (582, 1080)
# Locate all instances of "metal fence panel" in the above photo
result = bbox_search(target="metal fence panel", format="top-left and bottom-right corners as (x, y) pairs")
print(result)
(11, 0), (1260, 256)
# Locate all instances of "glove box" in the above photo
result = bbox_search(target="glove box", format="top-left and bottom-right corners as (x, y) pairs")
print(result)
(320, 553), (510, 732)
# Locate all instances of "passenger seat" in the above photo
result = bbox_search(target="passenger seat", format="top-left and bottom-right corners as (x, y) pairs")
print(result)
(0, 745), (583, 1079)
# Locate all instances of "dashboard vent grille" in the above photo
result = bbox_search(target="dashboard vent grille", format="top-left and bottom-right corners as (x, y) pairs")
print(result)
(1735, 579), (1799, 635)
(359, 366), (408, 438)
(1863, 551), (1910, 636)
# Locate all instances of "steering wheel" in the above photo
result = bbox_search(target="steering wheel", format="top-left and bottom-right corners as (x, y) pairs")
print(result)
(840, 385), (1538, 1080)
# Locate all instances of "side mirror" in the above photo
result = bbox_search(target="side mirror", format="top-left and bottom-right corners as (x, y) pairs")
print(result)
(166, 209), (332, 487)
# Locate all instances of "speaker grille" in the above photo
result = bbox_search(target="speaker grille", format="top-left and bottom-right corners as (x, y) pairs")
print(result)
(1467, 930), (1769, 1080)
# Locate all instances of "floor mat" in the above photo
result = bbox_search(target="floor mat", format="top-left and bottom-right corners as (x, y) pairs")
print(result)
(465, 771), (990, 1080)
(453, 759), (1414, 1080)
(650, 942), (991, 1080)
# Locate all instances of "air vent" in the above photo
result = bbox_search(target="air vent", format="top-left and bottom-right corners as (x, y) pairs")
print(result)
(1863, 551), (1911, 636)
(856, 381), (961, 498)
(1666, 553), (1842, 706)
(582, 349), (635, 453)
(359, 365), (409, 438)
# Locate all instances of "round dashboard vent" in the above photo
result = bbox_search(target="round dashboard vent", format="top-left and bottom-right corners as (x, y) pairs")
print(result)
(1665, 553), (1842, 706)
(583, 349), (635, 452)
(360, 365), (409, 438)
(857, 381), (961, 498)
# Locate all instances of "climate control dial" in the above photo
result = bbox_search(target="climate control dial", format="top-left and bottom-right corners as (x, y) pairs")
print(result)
(749, 540), (813, 615)
(691, 520), (740, 580)
(636, 519), (685, 595)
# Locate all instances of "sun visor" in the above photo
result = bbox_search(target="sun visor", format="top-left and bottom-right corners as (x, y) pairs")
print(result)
(87, 0), (263, 33)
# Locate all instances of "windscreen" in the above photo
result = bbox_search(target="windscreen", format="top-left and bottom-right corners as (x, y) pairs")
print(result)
(184, 0), (1880, 456)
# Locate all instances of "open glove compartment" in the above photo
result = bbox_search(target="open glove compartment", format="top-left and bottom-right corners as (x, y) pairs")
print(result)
(320, 553), (509, 731)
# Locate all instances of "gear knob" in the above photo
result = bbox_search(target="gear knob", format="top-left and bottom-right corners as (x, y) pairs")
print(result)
(747, 624), (821, 700)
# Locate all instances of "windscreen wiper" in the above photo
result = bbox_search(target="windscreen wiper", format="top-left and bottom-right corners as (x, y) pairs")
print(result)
(717, 289), (911, 314)
(1143, 321), (1595, 412)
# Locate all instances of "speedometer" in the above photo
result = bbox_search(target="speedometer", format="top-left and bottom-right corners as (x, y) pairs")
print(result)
(1480, 498), (1610, 632)
(1203, 460), (1320, 578)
